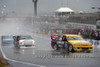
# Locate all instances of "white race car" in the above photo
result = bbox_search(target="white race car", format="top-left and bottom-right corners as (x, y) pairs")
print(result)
(13, 35), (35, 48)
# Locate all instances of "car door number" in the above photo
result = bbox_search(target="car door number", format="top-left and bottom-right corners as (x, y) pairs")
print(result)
(57, 41), (64, 44)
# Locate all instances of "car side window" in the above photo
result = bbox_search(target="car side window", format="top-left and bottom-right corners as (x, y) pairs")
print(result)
(62, 36), (67, 41)
(55, 36), (59, 40)
(59, 36), (63, 41)
(13, 36), (17, 40)
(17, 36), (20, 41)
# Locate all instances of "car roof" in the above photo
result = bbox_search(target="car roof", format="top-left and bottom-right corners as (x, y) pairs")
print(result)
(20, 35), (31, 37)
(62, 34), (81, 37)
(2, 35), (13, 38)
(2, 35), (13, 37)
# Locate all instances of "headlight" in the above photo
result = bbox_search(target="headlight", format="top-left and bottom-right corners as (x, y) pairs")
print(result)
(74, 44), (80, 46)
(19, 42), (24, 45)
(89, 43), (93, 46)
(19, 40), (24, 45)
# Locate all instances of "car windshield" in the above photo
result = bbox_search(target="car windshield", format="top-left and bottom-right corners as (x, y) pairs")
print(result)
(20, 36), (32, 39)
(67, 36), (84, 40)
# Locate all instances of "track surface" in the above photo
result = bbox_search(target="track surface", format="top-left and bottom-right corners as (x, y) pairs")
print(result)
(0, 20), (100, 67)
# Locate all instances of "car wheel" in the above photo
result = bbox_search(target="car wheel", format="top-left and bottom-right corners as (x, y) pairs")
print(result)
(51, 42), (54, 49)
(68, 45), (73, 52)
(54, 44), (59, 50)
(86, 51), (91, 53)
(64, 44), (69, 52)
(17, 44), (20, 48)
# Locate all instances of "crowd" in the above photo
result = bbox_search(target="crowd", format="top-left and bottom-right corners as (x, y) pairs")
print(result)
(65, 29), (100, 40)
(51, 29), (100, 40)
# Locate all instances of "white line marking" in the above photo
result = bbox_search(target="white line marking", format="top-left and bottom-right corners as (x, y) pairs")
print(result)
(0, 44), (46, 67)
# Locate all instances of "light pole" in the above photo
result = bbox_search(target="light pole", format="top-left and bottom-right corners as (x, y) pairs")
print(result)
(32, 0), (38, 16)
(1, 5), (6, 21)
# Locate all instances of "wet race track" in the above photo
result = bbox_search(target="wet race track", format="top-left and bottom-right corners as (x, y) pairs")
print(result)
(0, 20), (100, 67)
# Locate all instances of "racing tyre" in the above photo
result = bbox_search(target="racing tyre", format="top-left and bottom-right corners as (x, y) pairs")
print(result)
(17, 44), (20, 48)
(54, 44), (59, 51)
(51, 42), (54, 49)
(64, 44), (69, 51)
(68, 45), (73, 52)
(86, 51), (92, 53)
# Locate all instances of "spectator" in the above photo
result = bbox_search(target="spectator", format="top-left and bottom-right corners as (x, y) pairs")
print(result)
(90, 31), (94, 39)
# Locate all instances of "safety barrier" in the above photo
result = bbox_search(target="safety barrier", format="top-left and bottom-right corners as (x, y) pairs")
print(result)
(86, 39), (100, 47)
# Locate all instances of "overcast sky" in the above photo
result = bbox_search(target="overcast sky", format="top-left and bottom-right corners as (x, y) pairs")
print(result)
(0, 0), (100, 16)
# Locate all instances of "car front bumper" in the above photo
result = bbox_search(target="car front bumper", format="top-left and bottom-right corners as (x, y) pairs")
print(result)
(20, 45), (35, 48)
(73, 46), (93, 51)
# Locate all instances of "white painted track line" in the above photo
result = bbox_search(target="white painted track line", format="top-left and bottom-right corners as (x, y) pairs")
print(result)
(0, 42), (45, 67)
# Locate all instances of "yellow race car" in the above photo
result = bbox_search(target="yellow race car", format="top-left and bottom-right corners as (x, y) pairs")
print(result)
(51, 34), (93, 52)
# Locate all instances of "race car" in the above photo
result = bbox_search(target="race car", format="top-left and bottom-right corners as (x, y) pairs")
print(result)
(51, 34), (58, 48)
(13, 35), (35, 48)
(1, 35), (13, 44)
(51, 34), (93, 52)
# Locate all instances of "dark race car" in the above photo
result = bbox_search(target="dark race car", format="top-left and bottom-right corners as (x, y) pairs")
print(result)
(51, 35), (68, 51)
(51, 34), (58, 48)
(51, 34), (93, 52)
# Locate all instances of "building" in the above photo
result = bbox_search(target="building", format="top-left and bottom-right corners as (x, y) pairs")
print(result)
(55, 7), (98, 25)
(55, 7), (75, 17)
